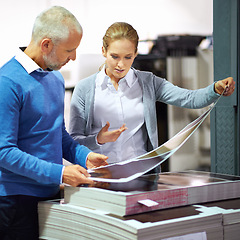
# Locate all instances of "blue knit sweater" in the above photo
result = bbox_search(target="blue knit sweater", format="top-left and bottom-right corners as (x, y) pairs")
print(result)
(0, 57), (91, 197)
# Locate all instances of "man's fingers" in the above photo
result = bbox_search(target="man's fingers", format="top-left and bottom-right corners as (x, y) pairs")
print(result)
(62, 165), (94, 186)
(75, 164), (90, 177)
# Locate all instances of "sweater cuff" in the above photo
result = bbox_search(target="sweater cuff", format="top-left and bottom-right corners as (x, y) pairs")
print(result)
(95, 134), (104, 146)
(212, 82), (220, 96)
(60, 166), (65, 184)
(209, 83), (220, 98)
(76, 145), (92, 169)
(49, 163), (65, 185)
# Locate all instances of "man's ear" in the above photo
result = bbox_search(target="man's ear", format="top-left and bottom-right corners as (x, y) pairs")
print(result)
(40, 38), (53, 54)
(102, 46), (107, 57)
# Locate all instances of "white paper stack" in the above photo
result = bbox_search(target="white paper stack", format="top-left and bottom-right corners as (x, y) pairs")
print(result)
(38, 201), (223, 240)
(195, 201), (240, 240)
(223, 209), (240, 240)
(39, 171), (240, 239)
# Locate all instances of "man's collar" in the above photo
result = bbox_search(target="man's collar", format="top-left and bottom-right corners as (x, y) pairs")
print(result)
(15, 47), (42, 74)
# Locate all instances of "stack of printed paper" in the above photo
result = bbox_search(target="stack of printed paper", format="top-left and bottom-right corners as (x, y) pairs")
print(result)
(64, 171), (240, 216)
(38, 200), (223, 240)
(196, 199), (240, 240)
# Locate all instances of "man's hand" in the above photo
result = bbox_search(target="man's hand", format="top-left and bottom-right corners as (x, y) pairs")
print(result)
(86, 152), (108, 169)
(214, 77), (235, 96)
(97, 121), (127, 144)
(62, 165), (94, 187)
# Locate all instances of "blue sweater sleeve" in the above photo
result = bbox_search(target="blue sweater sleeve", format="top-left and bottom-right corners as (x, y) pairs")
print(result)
(62, 123), (91, 168)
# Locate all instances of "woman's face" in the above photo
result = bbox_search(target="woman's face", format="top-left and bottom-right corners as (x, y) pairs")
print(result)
(102, 38), (137, 82)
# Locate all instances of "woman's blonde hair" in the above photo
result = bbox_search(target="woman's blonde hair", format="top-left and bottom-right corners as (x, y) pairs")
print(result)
(103, 22), (139, 53)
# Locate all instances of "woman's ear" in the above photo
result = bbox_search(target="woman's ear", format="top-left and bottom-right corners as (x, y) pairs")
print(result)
(40, 38), (54, 54)
(102, 46), (107, 57)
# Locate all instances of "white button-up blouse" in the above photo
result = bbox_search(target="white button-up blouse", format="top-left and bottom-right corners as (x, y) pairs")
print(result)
(93, 67), (148, 163)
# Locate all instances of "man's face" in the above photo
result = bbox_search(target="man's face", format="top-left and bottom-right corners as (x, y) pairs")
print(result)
(43, 30), (82, 70)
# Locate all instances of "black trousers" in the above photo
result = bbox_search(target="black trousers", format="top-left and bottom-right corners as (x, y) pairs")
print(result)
(0, 191), (61, 240)
(0, 195), (40, 240)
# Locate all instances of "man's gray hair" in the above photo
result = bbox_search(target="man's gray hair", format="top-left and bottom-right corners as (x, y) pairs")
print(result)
(32, 6), (82, 45)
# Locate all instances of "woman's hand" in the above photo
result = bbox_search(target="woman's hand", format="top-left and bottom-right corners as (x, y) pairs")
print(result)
(97, 121), (127, 144)
(214, 77), (235, 96)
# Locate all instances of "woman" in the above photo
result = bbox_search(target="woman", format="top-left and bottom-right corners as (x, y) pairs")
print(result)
(69, 22), (235, 165)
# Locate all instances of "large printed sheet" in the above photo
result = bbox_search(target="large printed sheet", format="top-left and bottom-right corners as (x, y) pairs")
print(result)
(88, 93), (223, 183)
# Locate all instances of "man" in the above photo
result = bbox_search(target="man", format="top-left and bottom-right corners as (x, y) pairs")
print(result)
(0, 6), (108, 239)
